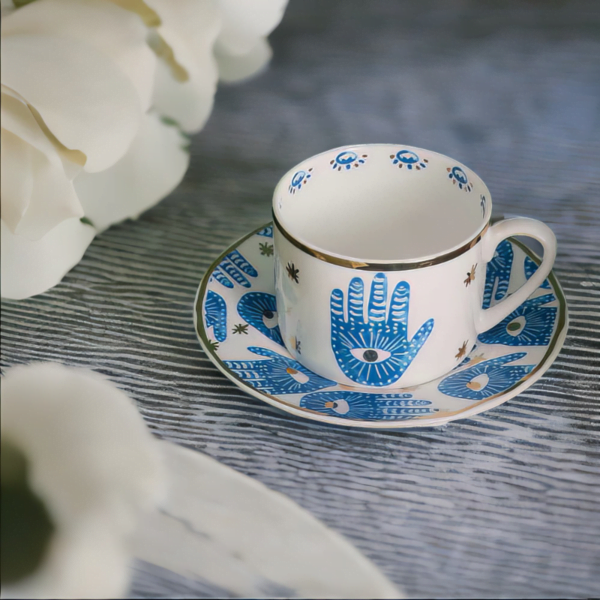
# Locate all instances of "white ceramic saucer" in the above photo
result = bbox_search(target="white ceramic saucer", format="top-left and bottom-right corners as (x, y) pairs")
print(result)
(193, 223), (568, 429)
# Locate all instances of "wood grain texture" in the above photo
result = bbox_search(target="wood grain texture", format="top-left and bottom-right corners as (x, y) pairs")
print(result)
(2, 1), (599, 598)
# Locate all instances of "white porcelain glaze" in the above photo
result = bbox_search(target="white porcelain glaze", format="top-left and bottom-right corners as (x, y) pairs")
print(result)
(273, 144), (557, 388)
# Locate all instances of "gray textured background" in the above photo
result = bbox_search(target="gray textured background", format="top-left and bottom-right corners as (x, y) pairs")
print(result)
(2, 1), (600, 598)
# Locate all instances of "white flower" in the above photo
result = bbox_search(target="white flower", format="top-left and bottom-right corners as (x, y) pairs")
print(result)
(1, 0), (288, 300)
(1, 363), (402, 599)
(214, 0), (288, 82)
(1, 363), (164, 599)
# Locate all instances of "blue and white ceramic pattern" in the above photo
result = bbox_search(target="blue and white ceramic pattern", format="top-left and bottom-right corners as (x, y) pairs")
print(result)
(194, 224), (568, 429)
(330, 275), (434, 386)
(390, 149), (428, 170)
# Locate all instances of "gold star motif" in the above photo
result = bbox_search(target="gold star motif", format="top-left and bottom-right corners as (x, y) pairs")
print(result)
(455, 341), (469, 360)
(232, 323), (248, 335)
(259, 242), (273, 256)
(468, 353), (486, 365)
(286, 262), (299, 283)
(464, 264), (477, 287)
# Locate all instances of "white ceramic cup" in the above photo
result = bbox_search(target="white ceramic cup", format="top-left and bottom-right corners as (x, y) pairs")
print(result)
(272, 144), (556, 388)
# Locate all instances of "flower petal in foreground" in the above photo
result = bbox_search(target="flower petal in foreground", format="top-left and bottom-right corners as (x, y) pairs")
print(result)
(1, 0), (157, 112)
(0, 218), (95, 300)
(134, 441), (403, 599)
(74, 111), (190, 232)
(1, 34), (141, 173)
(1, 364), (164, 599)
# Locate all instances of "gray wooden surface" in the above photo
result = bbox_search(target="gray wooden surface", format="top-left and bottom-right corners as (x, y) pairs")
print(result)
(2, 1), (599, 598)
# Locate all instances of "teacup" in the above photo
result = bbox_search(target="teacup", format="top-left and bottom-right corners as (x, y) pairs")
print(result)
(272, 144), (556, 389)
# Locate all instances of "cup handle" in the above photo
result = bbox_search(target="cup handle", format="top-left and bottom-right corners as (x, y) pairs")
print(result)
(475, 217), (557, 334)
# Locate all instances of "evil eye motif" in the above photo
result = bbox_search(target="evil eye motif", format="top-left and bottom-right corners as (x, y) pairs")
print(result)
(478, 294), (557, 346)
(289, 168), (313, 194)
(204, 290), (227, 343)
(330, 151), (368, 171)
(237, 292), (284, 346)
(210, 249), (257, 289)
(224, 347), (336, 395)
(390, 150), (428, 170)
(438, 353), (534, 400)
(330, 274), (434, 386)
(447, 166), (473, 191)
(300, 391), (436, 421)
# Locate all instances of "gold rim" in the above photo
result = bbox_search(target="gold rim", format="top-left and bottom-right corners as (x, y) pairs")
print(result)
(273, 212), (491, 271)
(194, 227), (568, 427)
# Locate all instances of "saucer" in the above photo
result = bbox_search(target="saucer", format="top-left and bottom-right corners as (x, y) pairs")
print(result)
(193, 223), (568, 429)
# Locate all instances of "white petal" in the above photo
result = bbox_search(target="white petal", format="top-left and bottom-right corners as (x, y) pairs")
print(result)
(2, 0), (157, 112)
(1, 90), (85, 240)
(134, 442), (403, 599)
(2, 85), (84, 180)
(215, 0), (287, 56)
(215, 37), (273, 83)
(1, 34), (142, 172)
(1, 363), (164, 599)
(0, 217), (95, 299)
(145, 0), (221, 133)
(74, 111), (189, 232)
(1, 128), (33, 232)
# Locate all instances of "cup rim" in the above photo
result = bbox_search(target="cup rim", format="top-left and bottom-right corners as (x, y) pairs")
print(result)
(273, 143), (491, 267)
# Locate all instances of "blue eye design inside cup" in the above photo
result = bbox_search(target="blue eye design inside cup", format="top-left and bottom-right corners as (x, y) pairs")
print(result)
(288, 168), (313, 194)
(447, 165), (473, 191)
(390, 150), (428, 170)
(330, 151), (368, 171)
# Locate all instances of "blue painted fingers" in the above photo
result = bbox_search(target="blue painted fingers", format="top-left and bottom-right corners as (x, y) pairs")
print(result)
(225, 347), (336, 395)
(330, 273), (434, 386)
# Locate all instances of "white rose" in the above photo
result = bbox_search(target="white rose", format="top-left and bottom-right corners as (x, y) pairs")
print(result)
(1, 0), (287, 300)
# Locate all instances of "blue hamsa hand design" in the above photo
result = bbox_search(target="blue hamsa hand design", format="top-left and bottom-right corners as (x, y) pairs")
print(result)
(224, 347), (336, 395)
(438, 352), (534, 400)
(300, 391), (436, 421)
(210, 249), (257, 289)
(204, 290), (227, 342)
(478, 293), (557, 346)
(483, 240), (514, 309)
(330, 274), (434, 386)
(524, 255), (552, 289)
(237, 292), (284, 346)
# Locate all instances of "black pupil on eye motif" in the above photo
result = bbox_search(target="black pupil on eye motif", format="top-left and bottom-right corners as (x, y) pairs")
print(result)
(332, 402), (338, 408)
(363, 350), (379, 362)
(507, 321), (521, 331)
(263, 310), (274, 319)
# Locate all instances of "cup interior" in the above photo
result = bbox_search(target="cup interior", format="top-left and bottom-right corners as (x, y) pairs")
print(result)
(273, 144), (491, 263)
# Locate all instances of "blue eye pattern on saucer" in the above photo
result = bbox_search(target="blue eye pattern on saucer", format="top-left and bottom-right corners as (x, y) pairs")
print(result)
(478, 294), (557, 346)
(447, 165), (473, 191)
(288, 168), (313, 194)
(224, 347), (336, 395)
(237, 292), (284, 347)
(210, 249), (257, 289)
(300, 391), (436, 421)
(330, 150), (368, 171)
(390, 149), (428, 170)
(330, 274), (434, 386)
(196, 225), (567, 428)
(438, 353), (535, 400)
